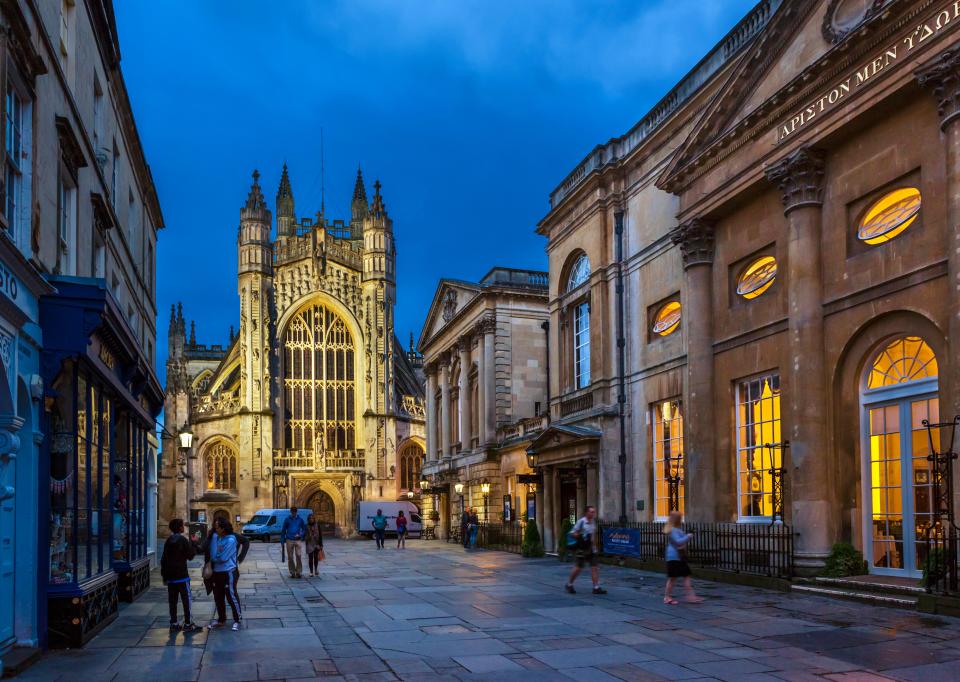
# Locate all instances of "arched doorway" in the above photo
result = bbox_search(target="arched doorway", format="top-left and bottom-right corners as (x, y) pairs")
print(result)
(860, 336), (938, 577)
(305, 490), (337, 535)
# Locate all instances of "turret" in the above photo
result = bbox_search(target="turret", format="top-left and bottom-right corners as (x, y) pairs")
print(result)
(351, 166), (368, 225)
(238, 170), (273, 276)
(362, 179), (395, 283)
(276, 163), (296, 238)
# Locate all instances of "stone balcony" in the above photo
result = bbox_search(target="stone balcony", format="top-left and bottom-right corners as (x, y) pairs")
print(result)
(192, 394), (240, 418)
(272, 449), (366, 472)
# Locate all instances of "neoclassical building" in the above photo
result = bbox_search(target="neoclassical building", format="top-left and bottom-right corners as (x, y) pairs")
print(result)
(537, 0), (960, 577)
(418, 268), (548, 538)
(160, 167), (425, 536)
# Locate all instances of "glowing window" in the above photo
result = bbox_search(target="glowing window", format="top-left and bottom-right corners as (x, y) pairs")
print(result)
(652, 301), (681, 336)
(206, 442), (238, 490)
(737, 256), (777, 299)
(736, 374), (782, 520)
(867, 336), (938, 389)
(567, 254), (590, 291)
(858, 187), (921, 245)
(653, 399), (684, 520)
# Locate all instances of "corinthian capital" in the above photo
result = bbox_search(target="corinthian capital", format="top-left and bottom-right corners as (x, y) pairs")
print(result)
(669, 218), (715, 269)
(765, 147), (825, 214)
(916, 46), (960, 131)
(475, 314), (497, 335)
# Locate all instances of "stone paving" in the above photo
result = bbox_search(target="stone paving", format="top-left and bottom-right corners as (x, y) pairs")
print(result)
(18, 538), (960, 681)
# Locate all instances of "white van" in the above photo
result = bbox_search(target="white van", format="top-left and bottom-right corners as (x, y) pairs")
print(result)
(242, 508), (311, 542)
(356, 501), (422, 538)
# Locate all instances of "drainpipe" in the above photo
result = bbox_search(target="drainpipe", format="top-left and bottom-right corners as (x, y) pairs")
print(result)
(615, 210), (628, 524)
(541, 320), (550, 425)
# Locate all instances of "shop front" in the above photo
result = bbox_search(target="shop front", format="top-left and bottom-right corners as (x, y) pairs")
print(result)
(40, 279), (162, 648)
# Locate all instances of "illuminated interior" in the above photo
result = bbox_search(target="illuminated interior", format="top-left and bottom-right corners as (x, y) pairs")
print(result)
(736, 256), (777, 300)
(736, 374), (781, 519)
(867, 336), (937, 389)
(653, 399), (684, 519)
(858, 187), (921, 245)
(652, 301), (681, 337)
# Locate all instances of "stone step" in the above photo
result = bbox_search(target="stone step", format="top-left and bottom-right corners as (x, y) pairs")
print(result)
(1, 646), (42, 678)
(791, 583), (918, 609)
(810, 575), (926, 596)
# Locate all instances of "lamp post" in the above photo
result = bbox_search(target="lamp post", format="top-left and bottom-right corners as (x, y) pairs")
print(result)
(178, 426), (194, 518)
(480, 478), (490, 523)
(454, 482), (464, 517)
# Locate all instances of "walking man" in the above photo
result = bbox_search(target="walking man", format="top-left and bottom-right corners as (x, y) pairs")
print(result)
(371, 509), (388, 550)
(281, 506), (307, 578)
(564, 505), (606, 595)
(160, 518), (198, 632)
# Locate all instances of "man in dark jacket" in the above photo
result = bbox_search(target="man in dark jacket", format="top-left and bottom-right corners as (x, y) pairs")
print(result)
(460, 508), (470, 549)
(161, 518), (197, 631)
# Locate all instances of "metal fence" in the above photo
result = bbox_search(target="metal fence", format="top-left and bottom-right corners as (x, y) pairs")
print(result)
(924, 524), (959, 595)
(473, 522), (524, 554)
(597, 520), (794, 578)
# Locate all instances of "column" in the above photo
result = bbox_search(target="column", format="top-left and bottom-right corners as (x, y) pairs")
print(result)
(458, 339), (472, 450)
(918, 48), (960, 419)
(575, 475), (585, 519)
(481, 315), (496, 445)
(766, 147), (830, 567)
(541, 466), (555, 552)
(586, 464), (598, 511)
(425, 366), (437, 462)
(439, 353), (452, 459)
(669, 219), (716, 522)
(477, 332), (488, 447)
(439, 494), (449, 540)
(535, 485), (544, 546)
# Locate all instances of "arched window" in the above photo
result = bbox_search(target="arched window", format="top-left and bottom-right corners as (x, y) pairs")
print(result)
(206, 442), (238, 490)
(398, 443), (424, 491)
(567, 253), (590, 291)
(867, 336), (938, 389)
(283, 301), (357, 454)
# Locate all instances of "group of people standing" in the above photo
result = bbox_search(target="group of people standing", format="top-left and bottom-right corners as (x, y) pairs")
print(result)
(160, 516), (249, 633)
(459, 507), (480, 549)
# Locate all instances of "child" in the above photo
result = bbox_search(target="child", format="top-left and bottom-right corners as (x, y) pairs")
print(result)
(663, 510), (702, 605)
(160, 518), (198, 631)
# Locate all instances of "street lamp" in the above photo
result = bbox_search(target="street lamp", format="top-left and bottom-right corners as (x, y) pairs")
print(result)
(454, 481), (464, 517)
(406, 490), (414, 499)
(420, 478), (429, 493)
(480, 479), (490, 522)
(526, 450), (536, 470)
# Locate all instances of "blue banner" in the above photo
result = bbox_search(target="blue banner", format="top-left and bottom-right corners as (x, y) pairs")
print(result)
(602, 527), (641, 558)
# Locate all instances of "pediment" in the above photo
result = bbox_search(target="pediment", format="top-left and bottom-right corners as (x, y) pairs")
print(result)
(528, 424), (601, 454)
(418, 280), (481, 350)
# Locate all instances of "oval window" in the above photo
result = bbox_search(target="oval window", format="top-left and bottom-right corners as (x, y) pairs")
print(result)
(652, 301), (681, 336)
(858, 187), (921, 245)
(737, 256), (777, 299)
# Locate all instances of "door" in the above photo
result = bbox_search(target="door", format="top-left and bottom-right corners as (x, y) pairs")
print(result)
(864, 395), (937, 577)
(0, 454), (14, 650)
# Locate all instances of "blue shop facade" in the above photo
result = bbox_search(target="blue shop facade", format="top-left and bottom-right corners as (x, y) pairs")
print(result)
(0, 235), (53, 664)
(39, 277), (162, 648)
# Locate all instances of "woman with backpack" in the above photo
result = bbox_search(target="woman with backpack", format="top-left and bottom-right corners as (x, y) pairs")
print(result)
(663, 510), (702, 605)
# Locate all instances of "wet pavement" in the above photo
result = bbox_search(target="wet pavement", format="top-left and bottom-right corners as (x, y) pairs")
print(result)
(18, 537), (960, 680)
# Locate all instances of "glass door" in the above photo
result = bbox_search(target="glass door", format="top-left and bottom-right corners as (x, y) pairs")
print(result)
(865, 395), (937, 577)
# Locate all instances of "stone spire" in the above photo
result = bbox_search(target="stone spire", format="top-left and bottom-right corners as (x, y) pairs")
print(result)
(351, 166), (369, 224)
(371, 179), (388, 219)
(244, 169), (266, 212)
(189, 320), (196, 347)
(276, 163), (296, 237)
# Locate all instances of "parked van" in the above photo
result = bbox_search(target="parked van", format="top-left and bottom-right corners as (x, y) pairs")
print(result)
(242, 508), (312, 542)
(356, 501), (422, 538)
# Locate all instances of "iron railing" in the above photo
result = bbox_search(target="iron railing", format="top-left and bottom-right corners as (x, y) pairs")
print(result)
(921, 417), (960, 594)
(473, 522), (524, 554)
(597, 520), (794, 578)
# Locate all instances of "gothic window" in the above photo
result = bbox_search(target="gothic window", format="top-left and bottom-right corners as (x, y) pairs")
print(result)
(735, 373), (782, 520)
(858, 188), (921, 245)
(737, 256), (777, 300)
(206, 442), (237, 491)
(653, 399), (684, 520)
(398, 443), (424, 491)
(283, 301), (357, 453)
(652, 301), (681, 337)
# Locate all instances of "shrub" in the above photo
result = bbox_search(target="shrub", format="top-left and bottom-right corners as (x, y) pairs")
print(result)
(922, 547), (947, 588)
(521, 520), (544, 558)
(558, 517), (573, 561)
(823, 542), (866, 577)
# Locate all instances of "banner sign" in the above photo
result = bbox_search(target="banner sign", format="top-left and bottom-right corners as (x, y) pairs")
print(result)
(602, 527), (641, 558)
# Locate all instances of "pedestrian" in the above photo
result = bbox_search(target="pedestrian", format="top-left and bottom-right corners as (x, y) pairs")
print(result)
(371, 509), (388, 549)
(281, 506), (307, 578)
(468, 508), (479, 549)
(460, 507), (470, 549)
(208, 518), (243, 631)
(564, 505), (606, 595)
(160, 518), (198, 632)
(663, 510), (702, 605)
(396, 510), (408, 549)
(306, 513), (324, 577)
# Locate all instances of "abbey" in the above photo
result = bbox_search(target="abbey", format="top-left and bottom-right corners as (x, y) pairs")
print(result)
(159, 167), (425, 536)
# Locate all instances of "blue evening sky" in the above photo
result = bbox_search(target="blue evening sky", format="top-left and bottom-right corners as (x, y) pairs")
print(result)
(114, 0), (756, 378)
